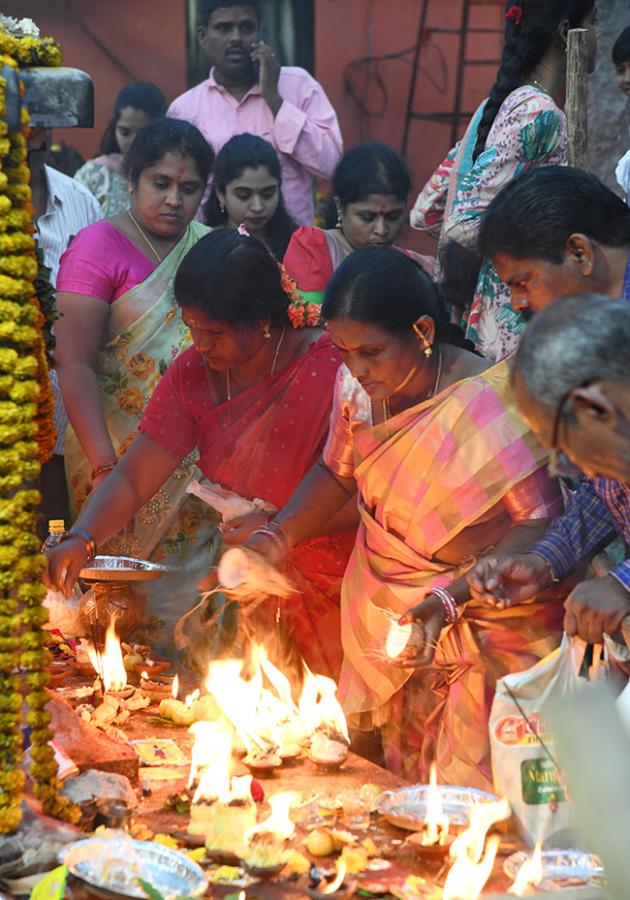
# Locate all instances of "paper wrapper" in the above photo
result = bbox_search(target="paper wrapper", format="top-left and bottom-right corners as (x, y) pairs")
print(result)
(186, 480), (276, 523)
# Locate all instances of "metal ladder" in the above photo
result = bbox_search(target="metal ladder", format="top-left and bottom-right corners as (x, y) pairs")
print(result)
(401, 0), (503, 155)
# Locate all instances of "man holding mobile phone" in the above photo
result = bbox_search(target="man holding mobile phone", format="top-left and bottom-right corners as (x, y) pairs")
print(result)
(168, 0), (343, 225)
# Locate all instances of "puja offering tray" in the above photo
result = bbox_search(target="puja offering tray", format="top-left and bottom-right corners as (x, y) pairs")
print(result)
(504, 848), (606, 892)
(62, 834), (207, 898)
(378, 784), (500, 831)
(78, 556), (169, 641)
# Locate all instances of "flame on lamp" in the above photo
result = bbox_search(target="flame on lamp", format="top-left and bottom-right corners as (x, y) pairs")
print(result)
(86, 618), (127, 692)
(189, 720), (232, 799)
(172, 674), (179, 698)
(442, 797), (510, 900)
(442, 834), (500, 900)
(203, 643), (349, 755)
(421, 763), (450, 846)
(508, 839), (544, 895)
(244, 791), (300, 844)
(321, 858), (347, 894)
(185, 688), (200, 709)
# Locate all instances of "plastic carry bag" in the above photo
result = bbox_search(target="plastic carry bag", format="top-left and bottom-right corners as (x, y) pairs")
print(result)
(186, 479), (276, 523)
(489, 635), (604, 847)
(43, 584), (84, 637)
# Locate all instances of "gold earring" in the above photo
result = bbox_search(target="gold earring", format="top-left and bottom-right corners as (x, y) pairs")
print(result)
(219, 200), (225, 214)
(413, 324), (432, 358)
(335, 207), (342, 229)
(263, 324), (271, 340)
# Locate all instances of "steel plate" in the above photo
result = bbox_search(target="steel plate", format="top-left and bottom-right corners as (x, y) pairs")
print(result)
(79, 556), (170, 582)
(62, 836), (207, 898)
(504, 849), (605, 891)
(378, 784), (500, 830)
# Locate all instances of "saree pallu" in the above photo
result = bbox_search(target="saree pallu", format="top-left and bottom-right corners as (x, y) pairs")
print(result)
(338, 360), (563, 790)
(65, 221), (218, 651)
(198, 335), (354, 679)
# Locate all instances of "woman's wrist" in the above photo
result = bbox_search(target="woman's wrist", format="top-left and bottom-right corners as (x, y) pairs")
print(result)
(429, 587), (461, 625)
(251, 519), (292, 556)
(91, 460), (117, 481)
(60, 527), (97, 562)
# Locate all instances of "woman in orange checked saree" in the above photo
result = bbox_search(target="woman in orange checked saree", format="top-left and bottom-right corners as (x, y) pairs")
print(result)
(243, 247), (565, 790)
(45, 230), (354, 678)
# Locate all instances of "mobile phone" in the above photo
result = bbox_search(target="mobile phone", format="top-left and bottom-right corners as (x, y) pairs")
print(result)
(253, 23), (262, 80)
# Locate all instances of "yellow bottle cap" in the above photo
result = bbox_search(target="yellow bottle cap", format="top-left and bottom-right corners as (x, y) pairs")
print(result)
(48, 519), (65, 534)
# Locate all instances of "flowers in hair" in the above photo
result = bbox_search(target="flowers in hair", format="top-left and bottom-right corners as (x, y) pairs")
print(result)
(237, 222), (250, 236)
(505, 4), (523, 26)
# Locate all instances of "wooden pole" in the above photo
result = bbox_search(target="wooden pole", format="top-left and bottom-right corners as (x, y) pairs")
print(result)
(566, 27), (589, 169)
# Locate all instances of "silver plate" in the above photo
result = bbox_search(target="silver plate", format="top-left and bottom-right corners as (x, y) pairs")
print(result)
(62, 836), (207, 898)
(79, 556), (170, 582)
(378, 784), (500, 830)
(504, 849), (605, 891)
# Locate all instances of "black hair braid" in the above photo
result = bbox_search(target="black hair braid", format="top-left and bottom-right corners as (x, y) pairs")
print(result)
(472, 32), (543, 162)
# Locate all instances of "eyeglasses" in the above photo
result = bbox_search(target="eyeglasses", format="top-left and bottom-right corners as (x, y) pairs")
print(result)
(548, 384), (589, 480)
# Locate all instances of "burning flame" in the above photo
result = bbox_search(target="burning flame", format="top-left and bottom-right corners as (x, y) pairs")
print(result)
(442, 797), (510, 900)
(189, 720), (233, 800)
(172, 674), (179, 698)
(509, 839), (544, 895)
(185, 688), (200, 708)
(86, 618), (127, 692)
(245, 791), (300, 844)
(321, 858), (347, 895)
(203, 644), (349, 755)
(443, 835), (500, 900)
(421, 764), (450, 846)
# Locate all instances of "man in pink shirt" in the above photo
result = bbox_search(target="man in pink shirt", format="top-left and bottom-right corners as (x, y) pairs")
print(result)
(168, 0), (342, 225)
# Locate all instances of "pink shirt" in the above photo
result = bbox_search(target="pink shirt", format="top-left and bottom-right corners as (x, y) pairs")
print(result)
(57, 220), (157, 303)
(167, 67), (343, 225)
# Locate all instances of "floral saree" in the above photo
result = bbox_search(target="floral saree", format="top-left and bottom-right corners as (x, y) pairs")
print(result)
(328, 360), (563, 790)
(65, 221), (216, 651)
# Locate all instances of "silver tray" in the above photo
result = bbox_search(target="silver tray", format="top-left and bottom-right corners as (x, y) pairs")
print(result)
(504, 849), (605, 892)
(62, 836), (207, 898)
(79, 556), (170, 582)
(378, 784), (500, 830)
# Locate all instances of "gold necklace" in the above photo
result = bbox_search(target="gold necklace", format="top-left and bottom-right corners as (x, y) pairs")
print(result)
(226, 325), (287, 401)
(383, 344), (443, 421)
(128, 209), (163, 262)
(530, 78), (550, 96)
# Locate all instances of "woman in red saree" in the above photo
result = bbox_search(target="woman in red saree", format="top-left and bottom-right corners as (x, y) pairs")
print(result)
(44, 229), (353, 677)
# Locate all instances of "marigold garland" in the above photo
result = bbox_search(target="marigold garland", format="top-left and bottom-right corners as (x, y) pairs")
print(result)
(0, 26), (78, 832)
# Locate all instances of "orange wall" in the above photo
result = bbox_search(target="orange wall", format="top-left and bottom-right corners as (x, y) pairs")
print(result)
(4, 0), (187, 158)
(315, 0), (504, 250)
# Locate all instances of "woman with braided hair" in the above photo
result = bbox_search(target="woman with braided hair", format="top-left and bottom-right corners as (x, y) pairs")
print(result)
(411, 0), (598, 362)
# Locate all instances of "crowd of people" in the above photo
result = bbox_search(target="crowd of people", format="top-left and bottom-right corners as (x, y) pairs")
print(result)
(41, 0), (630, 789)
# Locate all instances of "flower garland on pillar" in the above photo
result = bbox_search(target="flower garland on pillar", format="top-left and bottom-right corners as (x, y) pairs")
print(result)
(0, 17), (78, 832)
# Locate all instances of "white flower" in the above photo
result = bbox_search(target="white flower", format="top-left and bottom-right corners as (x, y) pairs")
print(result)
(0, 15), (41, 38)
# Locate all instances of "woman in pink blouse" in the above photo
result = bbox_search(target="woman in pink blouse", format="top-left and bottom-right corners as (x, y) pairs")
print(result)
(55, 118), (214, 649)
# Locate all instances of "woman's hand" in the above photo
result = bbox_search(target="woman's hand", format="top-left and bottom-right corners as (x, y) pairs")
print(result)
(467, 552), (552, 609)
(43, 535), (90, 596)
(395, 593), (447, 667)
(220, 511), (272, 546)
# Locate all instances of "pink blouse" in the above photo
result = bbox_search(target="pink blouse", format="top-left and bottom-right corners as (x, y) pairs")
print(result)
(323, 365), (563, 523)
(56, 220), (157, 303)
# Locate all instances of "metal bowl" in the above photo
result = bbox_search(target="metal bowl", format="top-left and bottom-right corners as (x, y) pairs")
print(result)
(79, 556), (170, 583)
(62, 836), (207, 898)
(504, 849), (605, 891)
(378, 784), (500, 831)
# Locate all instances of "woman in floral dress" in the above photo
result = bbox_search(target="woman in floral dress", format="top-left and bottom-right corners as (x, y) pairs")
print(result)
(411, 0), (598, 362)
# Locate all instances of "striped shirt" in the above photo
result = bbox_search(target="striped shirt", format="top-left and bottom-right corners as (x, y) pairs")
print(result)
(37, 165), (102, 453)
(531, 254), (630, 592)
